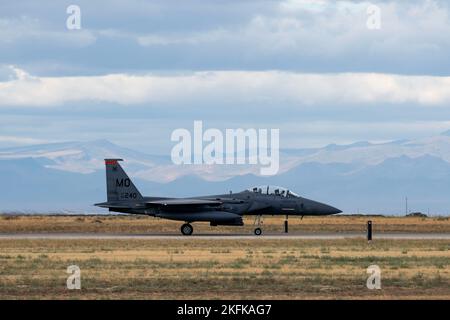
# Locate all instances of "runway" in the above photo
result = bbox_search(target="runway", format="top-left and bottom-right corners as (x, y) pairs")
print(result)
(0, 232), (449, 240)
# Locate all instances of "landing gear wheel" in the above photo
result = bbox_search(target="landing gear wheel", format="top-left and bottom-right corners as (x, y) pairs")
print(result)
(181, 223), (193, 236)
(254, 227), (262, 236)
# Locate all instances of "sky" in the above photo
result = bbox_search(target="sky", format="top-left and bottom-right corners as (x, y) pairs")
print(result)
(1, 0), (450, 154)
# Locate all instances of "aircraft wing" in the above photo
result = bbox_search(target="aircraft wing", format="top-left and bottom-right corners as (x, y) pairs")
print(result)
(146, 199), (223, 207)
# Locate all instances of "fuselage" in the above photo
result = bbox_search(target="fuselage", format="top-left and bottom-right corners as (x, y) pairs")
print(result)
(108, 190), (341, 217)
(96, 159), (342, 234)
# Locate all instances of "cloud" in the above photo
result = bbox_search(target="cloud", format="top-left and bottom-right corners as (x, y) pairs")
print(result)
(129, 0), (450, 74)
(279, 120), (450, 147)
(0, 16), (96, 48)
(0, 135), (51, 146)
(0, 65), (19, 81)
(136, 29), (229, 46)
(1, 1), (450, 75)
(1, 67), (450, 108)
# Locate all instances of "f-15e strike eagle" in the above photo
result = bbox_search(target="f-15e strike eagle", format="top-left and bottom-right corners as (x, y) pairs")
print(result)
(95, 159), (342, 235)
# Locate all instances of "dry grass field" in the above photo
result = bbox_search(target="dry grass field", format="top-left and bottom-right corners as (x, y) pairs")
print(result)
(0, 238), (448, 299)
(0, 215), (448, 299)
(0, 214), (449, 234)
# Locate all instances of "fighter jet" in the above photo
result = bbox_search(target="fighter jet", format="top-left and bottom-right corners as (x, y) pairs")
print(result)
(95, 159), (342, 235)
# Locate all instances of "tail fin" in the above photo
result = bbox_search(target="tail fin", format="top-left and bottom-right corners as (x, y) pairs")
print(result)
(104, 159), (143, 202)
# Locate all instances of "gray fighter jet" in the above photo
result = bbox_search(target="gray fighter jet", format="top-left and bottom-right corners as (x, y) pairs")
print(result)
(95, 159), (342, 235)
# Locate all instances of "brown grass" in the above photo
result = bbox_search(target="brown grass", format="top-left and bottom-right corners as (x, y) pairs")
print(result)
(0, 215), (449, 234)
(0, 238), (448, 299)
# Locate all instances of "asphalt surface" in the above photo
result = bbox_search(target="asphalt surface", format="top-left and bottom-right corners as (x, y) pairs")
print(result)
(0, 232), (449, 240)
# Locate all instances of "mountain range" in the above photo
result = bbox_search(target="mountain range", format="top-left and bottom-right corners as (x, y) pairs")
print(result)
(2, 132), (450, 215)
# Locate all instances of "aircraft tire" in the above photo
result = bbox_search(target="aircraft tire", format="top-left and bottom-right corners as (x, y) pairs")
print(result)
(254, 227), (262, 236)
(181, 223), (193, 236)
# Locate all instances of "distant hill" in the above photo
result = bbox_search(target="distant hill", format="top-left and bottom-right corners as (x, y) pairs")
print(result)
(2, 131), (450, 215)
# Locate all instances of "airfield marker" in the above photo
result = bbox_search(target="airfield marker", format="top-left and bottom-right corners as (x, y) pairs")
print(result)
(284, 217), (288, 233)
(367, 220), (373, 242)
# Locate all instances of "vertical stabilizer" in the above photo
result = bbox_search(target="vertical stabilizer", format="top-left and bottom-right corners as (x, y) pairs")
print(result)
(104, 159), (143, 202)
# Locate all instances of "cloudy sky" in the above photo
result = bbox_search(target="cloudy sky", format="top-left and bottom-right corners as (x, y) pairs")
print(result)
(1, 0), (450, 153)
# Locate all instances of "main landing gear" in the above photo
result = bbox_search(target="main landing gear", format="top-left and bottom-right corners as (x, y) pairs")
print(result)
(253, 215), (263, 236)
(180, 223), (193, 236)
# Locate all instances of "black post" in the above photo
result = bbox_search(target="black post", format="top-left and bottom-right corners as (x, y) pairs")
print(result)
(284, 219), (288, 233)
(367, 220), (372, 242)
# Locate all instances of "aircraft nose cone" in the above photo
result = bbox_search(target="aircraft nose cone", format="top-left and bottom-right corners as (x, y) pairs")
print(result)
(303, 199), (342, 215)
(321, 204), (342, 215)
(329, 206), (342, 214)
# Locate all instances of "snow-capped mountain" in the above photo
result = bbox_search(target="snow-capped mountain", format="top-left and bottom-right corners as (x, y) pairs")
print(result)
(0, 139), (168, 174)
(3, 131), (450, 182)
(2, 131), (450, 214)
(288, 133), (450, 167)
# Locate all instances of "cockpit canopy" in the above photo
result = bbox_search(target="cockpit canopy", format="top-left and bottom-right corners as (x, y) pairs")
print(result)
(246, 185), (299, 198)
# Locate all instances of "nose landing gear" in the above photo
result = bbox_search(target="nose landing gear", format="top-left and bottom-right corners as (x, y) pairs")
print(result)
(180, 223), (193, 235)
